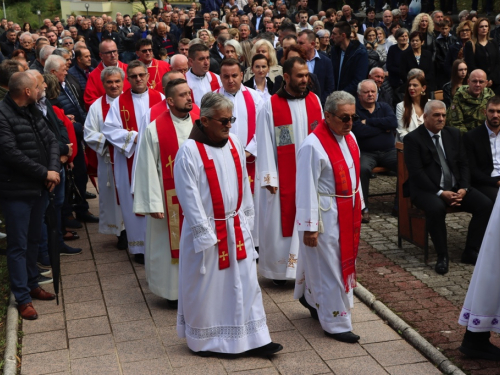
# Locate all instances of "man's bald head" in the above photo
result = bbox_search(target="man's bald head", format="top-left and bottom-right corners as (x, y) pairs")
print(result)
(162, 70), (186, 91)
(9, 71), (37, 102)
(170, 54), (188, 75)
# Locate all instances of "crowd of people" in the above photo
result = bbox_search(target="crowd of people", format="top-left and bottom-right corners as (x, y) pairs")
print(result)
(2, 0), (500, 361)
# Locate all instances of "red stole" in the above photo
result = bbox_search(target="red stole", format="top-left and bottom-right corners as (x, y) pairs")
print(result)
(84, 61), (130, 110)
(147, 59), (171, 93)
(118, 89), (163, 186)
(313, 120), (361, 293)
(271, 92), (322, 237)
(156, 109), (200, 261)
(150, 99), (201, 123)
(190, 71), (220, 103)
(195, 137), (247, 270)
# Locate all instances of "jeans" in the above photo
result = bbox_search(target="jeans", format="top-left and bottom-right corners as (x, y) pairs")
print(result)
(0, 191), (48, 304)
(360, 149), (397, 210)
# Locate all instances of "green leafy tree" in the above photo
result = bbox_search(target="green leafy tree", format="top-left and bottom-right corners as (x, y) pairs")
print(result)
(16, 4), (30, 21)
(30, 0), (47, 14)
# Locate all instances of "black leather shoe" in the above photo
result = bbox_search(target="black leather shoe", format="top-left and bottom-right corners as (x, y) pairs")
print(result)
(167, 299), (178, 309)
(324, 331), (360, 343)
(272, 279), (287, 286)
(85, 191), (97, 199)
(361, 211), (370, 223)
(193, 350), (217, 357)
(435, 256), (449, 275)
(246, 342), (283, 356)
(76, 211), (99, 223)
(134, 254), (145, 264)
(461, 250), (478, 265)
(117, 230), (128, 250)
(299, 295), (319, 320)
(65, 215), (82, 229)
(459, 341), (500, 361)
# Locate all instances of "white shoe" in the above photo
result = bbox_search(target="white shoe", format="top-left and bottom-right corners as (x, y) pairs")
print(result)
(0, 232), (6, 239)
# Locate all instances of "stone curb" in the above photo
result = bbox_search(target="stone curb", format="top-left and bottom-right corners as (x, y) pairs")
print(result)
(354, 282), (466, 375)
(4, 293), (19, 375)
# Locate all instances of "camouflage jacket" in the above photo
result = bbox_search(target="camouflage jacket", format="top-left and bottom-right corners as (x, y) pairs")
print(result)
(446, 85), (495, 132)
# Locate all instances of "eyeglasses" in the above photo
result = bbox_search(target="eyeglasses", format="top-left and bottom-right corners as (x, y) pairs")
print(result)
(461, 28), (471, 32)
(63, 41), (74, 45)
(101, 50), (118, 55)
(329, 112), (359, 123)
(139, 48), (153, 53)
(207, 116), (236, 125)
(129, 72), (149, 80)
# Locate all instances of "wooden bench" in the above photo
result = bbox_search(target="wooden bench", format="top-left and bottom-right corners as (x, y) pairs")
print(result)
(396, 142), (463, 263)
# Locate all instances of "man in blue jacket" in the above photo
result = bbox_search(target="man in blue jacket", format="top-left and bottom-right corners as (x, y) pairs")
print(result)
(330, 21), (368, 96)
(200, 0), (222, 15)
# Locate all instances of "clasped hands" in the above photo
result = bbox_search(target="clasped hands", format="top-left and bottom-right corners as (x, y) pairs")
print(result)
(440, 188), (467, 206)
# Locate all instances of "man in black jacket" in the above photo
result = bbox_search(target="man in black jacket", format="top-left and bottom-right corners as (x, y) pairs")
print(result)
(463, 96), (500, 203)
(119, 15), (139, 63)
(403, 100), (493, 275)
(0, 72), (60, 320)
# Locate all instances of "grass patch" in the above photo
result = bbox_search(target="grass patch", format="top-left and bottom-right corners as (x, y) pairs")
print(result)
(0, 216), (11, 373)
(0, 0), (60, 29)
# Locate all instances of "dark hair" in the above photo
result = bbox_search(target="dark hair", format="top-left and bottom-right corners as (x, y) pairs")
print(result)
(283, 56), (306, 76)
(0, 60), (22, 86)
(349, 19), (359, 27)
(213, 25), (228, 38)
(438, 19), (452, 28)
(334, 21), (351, 37)
(158, 48), (168, 57)
(188, 43), (209, 59)
(366, 7), (375, 14)
(164, 78), (188, 98)
(472, 17), (490, 40)
(409, 30), (424, 42)
(220, 58), (243, 72)
(135, 38), (153, 51)
(486, 95), (500, 109)
(283, 44), (307, 61)
(278, 23), (297, 34)
(251, 53), (269, 67)
(450, 59), (467, 96)
(74, 48), (89, 59)
(402, 73), (427, 128)
(126, 59), (147, 75)
(389, 22), (400, 32)
(11, 50), (26, 59)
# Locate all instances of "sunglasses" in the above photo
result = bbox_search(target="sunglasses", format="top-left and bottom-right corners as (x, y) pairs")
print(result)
(207, 116), (236, 125)
(329, 112), (359, 123)
(129, 72), (149, 79)
(139, 48), (153, 53)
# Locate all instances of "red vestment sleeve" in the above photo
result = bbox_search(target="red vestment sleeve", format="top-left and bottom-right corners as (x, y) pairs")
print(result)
(52, 106), (78, 163)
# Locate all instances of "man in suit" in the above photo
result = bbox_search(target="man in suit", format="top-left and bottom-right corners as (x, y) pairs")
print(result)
(251, 6), (265, 33)
(404, 100), (493, 275)
(463, 96), (500, 203)
(297, 30), (334, 105)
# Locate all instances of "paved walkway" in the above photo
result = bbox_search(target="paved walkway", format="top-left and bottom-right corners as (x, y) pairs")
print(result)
(19, 186), (442, 375)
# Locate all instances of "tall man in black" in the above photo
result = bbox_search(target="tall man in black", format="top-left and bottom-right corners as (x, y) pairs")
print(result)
(403, 100), (493, 275)
(463, 96), (500, 203)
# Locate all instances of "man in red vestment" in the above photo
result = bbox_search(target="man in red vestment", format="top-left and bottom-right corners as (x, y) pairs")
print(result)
(135, 38), (171, 94)
(83, 39), (131, 110)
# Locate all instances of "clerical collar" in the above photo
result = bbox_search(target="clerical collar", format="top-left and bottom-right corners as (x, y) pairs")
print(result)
(189, 69), (206, 78)
(276, 84), (309, 100)
(131, 89), (148, 96)
(189, 119), (228, 148)
(105, 94), (117, 104)
(171, 111), (190, 121)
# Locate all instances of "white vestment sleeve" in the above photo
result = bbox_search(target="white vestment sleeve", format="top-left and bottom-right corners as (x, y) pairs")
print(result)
(295, 138), (321, 233)
(133, 123), (165, 215)
(84, 99), (107, 156)
(257, 100), (278, 187)
(102, 96), (138, 158)
(174, 143), (218, 253)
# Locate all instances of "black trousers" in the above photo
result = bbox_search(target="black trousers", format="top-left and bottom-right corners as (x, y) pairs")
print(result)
(412, 188), (493, 257)
(474, 183), (499, 204)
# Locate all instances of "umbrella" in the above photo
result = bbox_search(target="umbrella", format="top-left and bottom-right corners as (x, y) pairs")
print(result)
(44, 191), (60, 305)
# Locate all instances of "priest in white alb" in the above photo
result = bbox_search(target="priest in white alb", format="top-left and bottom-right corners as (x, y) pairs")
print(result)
(83, 66), (126, 248)
(215, 58), (264, 246)
(102, 60), (164, 263)
(294, 91), (363, 343)
(185, 43), (221, 107)
(174, 92), (282, 357)
(257, 57), (323, 284)
(133, 78), (200, 306)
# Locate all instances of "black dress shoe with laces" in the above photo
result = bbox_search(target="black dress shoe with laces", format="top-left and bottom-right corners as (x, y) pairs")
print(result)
(85, 191), (97, 199)
(459, 340), (500, 361)
(435, 256), (449, 275)
(324, 331), (360, 343)
(76, 211), (99, 223)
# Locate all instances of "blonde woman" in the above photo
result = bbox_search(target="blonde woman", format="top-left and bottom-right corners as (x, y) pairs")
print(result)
(228, 28), (240, 41)
(411, 13), (435, 56)
(374, 27), (388, 66)
(239, 39), (253, 70)
(223, 39), (243, 62)
(313, 20), (324, 33)
(244, 39), (282, 82)
(196, 29), (212, 44)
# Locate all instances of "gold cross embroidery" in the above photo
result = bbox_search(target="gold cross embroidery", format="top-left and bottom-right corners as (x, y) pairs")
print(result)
(166, 155), (175, 177)
(121, 106), (131, 130)
(219, 251), (228, 262)
(237, 241), (244, 252)
(248, 176), (254, 184)
(264, 175), (271, 184)
(287, 253), (297, 268)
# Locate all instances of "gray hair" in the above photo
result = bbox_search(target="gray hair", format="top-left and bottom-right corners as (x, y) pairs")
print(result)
(424, 100), (446, 115)
(458, 10), (469, 20)
(74, 41), (87, 51)
(369, 67), (384, 76)
(170, 54), (188, 67)
(495, 13), (500, 23)
(224, 39), (242, 57)
(101, 66), (125, 82)
(316, 29), (330, 38)
(188, 38), (204, 46)
(357, 79), (377, 94)
(324, 91), (356, 113)
(53, 48), (70, 57)
(19, 32), (32, 41)
(62, 36), (73, 44)
(40, 45), (56, 62)
(392, 9), (401, 16)
(200, 92), (234, 118)
(394, 28), (409, 39)
(61, 30), (71, 38)
(44, 55), (66, 74)
(407, 68), (424, 79)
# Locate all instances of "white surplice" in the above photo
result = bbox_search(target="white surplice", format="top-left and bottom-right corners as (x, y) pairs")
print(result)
(217, 86), (264, 246)
(174, 133), (271, 353)
(83, 95), (124, 236)
(294, 131), (364, 334)
(256, 94), (323, 280)
(186, 69), (222, 107)
(133, 112), (193, 300)
(459, 190), (500, 333)
(102, 90), (164, 254)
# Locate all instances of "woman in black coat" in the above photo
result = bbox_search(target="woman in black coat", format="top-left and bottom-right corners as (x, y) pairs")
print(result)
(400, 31), (435, 92)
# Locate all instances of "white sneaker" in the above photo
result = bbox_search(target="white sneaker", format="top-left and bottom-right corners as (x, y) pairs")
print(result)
(0, 232), (6, 239)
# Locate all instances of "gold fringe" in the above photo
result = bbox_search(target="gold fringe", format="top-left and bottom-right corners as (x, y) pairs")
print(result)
(171, 259), (179, 265)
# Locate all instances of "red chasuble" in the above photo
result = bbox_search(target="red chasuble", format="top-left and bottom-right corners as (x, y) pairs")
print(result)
(271, 92), (322, 237)
(84, 61), (131, 110)
(156, 109), (200, 261)
(118, 89), (163, 186)
(195, 137), (248, 270)
(147, 59), (171, 93)
(313, 120), (361, 292)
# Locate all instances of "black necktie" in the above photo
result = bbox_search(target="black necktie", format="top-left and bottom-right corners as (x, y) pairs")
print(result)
(433, 134), (453, 191)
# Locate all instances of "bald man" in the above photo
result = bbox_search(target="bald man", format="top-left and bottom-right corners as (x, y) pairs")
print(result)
(152, 22), (178, 59)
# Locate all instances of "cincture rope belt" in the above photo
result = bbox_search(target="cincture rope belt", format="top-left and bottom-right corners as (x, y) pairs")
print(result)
(317, 187), (360, 233)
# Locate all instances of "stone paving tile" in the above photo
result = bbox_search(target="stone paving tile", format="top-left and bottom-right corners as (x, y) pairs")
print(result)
(21, 349), (69, 375)
(150, 305), (179, 327)
(66, 316), (111, 339)
(116, 337), (166, 363)
(22, 330), (67, 355)
(271, 349), (331, 375)
(62, 285), (102, 304)
(269, 329), (312, 353)
(61, 271), (99, 289)
(96, 260), (134, 276)
(69, 354), (121, 375)
(60, 260), (96, 276)
(93, 250), (129, 264)
(165, 344), (221, 368)
(60, 249), (93, 263)
(326, 355), (389, 375)
(102, 286), (145, 306)
(171, 362), (227, 375)
(386, 362), (442, 374)
(69, 334), (116, 359)
(107, 301), (151, 323)
(100, 272), (139, 291)
(355, 320), (402, 344)
(158, 325), (187, 347)
(229, 368), (280, 375)
(22, 312), (65, 334)
(266, 312), (295, 332)
(291, 317), (325, 339)
(363, 340), (429, 367)
(90, 239), (119, 252)
(307, 337), (368, 361)
(30, 298), (64, 315)
(278, 300), (311, 321)
(112, 318), (157, 343)
(220, 355), (273, 372)
(145, 291), (173, 309)
(121, 357), (173, 375)
(65, 299), (106, 320)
